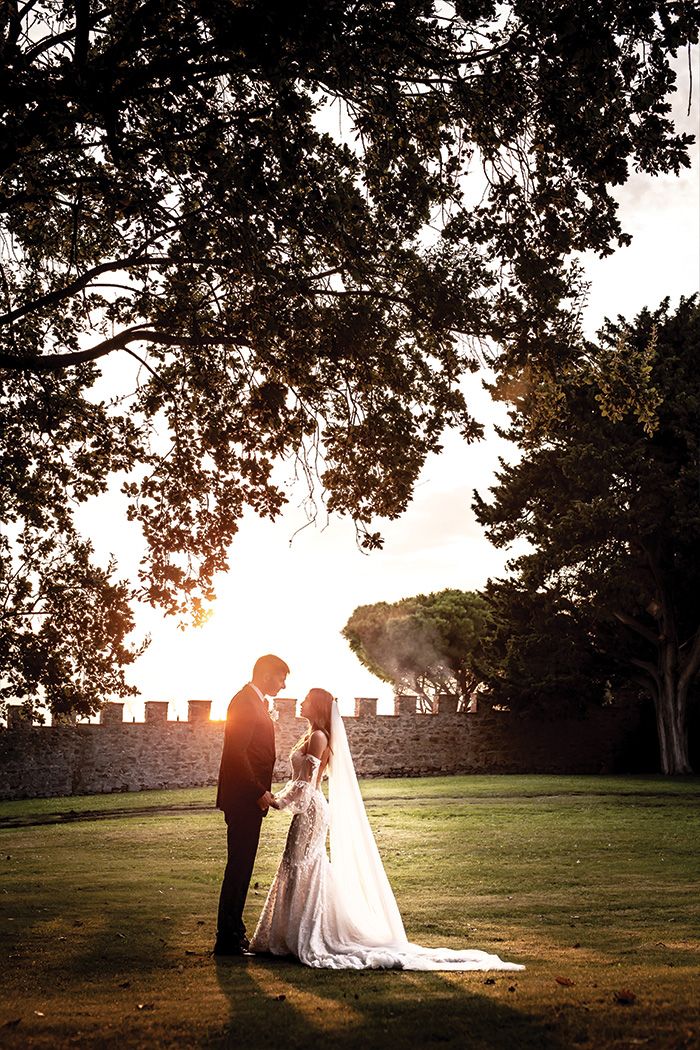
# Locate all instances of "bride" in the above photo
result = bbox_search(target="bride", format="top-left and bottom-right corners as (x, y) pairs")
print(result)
(249, 688), (524, 971)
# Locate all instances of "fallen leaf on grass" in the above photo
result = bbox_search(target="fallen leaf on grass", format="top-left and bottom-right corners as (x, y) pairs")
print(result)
(136, 1003), (155, 1011)
(556, 977), (574, 987)
(33, 1011), (45, 1017)
(613, 989), (636, 1005)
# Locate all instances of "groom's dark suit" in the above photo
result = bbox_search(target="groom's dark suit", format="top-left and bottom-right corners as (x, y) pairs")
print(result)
(216, 683), (276, 946)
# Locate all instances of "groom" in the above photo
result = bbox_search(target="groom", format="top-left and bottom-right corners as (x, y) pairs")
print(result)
(214, 653), (289, 956)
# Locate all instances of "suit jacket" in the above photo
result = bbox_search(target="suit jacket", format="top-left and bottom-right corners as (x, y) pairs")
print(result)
(216, 684), (276, 815)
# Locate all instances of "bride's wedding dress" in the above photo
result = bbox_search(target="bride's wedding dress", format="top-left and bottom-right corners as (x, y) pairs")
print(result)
(250, 706), (524, 972)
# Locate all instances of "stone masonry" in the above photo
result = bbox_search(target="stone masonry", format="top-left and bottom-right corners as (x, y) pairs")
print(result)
(0, 694), (657, 801)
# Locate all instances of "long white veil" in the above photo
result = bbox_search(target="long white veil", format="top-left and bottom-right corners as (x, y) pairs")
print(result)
(327, 701), (408, 948)
(256, 700), (524, 970)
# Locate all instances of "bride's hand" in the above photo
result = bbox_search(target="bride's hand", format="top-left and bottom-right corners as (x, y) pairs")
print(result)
(257, 790), (278, 810)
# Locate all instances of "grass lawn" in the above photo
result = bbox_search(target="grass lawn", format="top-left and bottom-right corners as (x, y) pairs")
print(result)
(1, 775), (699, 1050)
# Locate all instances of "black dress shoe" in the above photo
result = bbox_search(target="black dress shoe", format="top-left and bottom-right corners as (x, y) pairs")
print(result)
(213, 936), (249, 956)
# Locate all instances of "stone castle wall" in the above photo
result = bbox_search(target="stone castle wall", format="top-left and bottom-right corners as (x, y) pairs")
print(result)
(0, 695), (657, 802)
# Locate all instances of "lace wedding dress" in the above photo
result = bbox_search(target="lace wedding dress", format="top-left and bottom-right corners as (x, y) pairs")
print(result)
(249, 706), (524, 972)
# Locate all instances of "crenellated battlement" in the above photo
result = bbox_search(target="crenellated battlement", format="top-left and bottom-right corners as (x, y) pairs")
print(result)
(0, 695), (656, 801)
(5, 693), (464, 730)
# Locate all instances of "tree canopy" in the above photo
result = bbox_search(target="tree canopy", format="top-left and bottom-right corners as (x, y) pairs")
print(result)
(1, 0), (697, 717)
(471, 579), (615, 717)
(473, 296), (700, 773)
(342, 589), (491, 710)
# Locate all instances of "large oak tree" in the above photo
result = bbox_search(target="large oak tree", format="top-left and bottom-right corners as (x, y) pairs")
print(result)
(1, 0), (697, 717)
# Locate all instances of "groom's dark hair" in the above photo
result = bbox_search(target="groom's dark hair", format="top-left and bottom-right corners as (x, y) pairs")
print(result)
(253, 654), (290, 678)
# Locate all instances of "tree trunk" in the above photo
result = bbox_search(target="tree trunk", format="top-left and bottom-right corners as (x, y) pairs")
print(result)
(617, 605), (695, 774)
(654, 691), (692, 774)
(655, 639), (693, 775)
(643, 544), (695, 775)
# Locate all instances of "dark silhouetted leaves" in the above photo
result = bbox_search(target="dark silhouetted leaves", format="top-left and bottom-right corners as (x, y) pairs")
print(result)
(1, 1), (695, 719)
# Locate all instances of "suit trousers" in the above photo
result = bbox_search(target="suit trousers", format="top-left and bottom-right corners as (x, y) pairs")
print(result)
(217, 801), (264, 942)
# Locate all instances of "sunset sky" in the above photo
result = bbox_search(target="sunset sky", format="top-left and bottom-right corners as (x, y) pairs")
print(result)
(77, 50), (699, 722)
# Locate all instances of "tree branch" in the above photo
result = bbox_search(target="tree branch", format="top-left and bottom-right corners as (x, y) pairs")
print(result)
(627, 671), (658, 702)
(17, 0), (42, 21)
(74, 0), (90, 66)
(613, 609), (660, 648)
(679, 624), (700, 694)
(0, 326), (248, 371)
(0, 255), (175, 327)
(627, 658), (662, 698)
(23, 6), (110, 63)
(4, 0), (22, 48)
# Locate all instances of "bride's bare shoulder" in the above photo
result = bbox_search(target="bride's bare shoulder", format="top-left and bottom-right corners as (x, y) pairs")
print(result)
(307, 729), (329, 758)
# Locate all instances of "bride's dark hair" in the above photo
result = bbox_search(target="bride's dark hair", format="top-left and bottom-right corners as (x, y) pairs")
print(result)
(291, 688), (334, 758)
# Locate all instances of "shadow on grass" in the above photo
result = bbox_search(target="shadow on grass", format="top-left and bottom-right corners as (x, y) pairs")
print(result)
(211, 955), (562, 1050)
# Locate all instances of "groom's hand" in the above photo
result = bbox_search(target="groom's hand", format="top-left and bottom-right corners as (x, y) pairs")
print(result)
(257, 791), (278, 811)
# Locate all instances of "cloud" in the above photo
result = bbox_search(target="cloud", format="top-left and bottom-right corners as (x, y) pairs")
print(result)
(382, 486), (484, 555)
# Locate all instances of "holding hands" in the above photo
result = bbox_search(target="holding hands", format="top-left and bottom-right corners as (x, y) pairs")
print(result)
(257, 790), (279, 811)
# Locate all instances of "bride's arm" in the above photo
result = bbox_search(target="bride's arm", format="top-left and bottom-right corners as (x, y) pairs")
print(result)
(274, 730), (329, 813)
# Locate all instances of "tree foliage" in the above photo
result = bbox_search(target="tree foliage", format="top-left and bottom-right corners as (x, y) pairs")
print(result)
(472, 578), (619, 715)
(0, 539), (146, 718)
(342, 589), (491, 710)
(473, 296), (700, 772)
(1, 0), (697, 716)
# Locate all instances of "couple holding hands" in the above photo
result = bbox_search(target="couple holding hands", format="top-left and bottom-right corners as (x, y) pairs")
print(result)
(214, 654), (523, 972)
